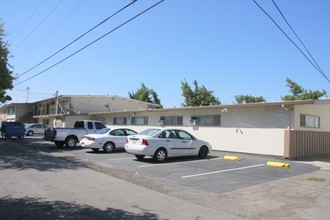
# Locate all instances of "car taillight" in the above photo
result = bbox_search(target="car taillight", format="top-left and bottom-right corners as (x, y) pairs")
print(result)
(87, 137), (95, 140)
(125, 137), (128, 144)
(141, 139), (149, 145)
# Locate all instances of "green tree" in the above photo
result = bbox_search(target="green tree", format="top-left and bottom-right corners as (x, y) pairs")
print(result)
(181, 80), (220, 106)
(282, 78), (327, 101)
(129, 83), (162, 107)
(0, 23), (14, 104)
(235, 95), (266, 104)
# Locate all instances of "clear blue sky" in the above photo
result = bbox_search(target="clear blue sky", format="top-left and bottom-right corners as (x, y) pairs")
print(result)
(1, 0), (329, 108)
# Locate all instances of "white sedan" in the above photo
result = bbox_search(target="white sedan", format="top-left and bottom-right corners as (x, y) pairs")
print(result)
(125, 128), (212, 162)
(80, 127), (137, 152)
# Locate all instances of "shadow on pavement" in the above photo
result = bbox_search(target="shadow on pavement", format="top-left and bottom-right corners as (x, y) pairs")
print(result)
(0, 196), (159, 220)
(0, 138), (89, 171)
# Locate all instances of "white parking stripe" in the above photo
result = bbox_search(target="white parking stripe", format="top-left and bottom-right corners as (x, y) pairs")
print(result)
(137, 158), (222, 168)
(107, 157), (132, 161)
(181, 164), (265, 179)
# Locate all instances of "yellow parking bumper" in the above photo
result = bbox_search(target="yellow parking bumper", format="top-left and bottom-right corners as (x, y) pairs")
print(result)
(266, 161), (290, 168)
(224, 155), (241, 161)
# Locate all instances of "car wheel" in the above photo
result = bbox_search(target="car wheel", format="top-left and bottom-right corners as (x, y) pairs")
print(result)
(65, 136), (77, 148)
(55, 141), (65, 147)
(135, 155), (145, 160)
(103, 142), (115, 153)
(92, 148), (99, 152)
(198, 146), (209, 159)
(153, 148), (167, 162)
(27, 130), (34, 136)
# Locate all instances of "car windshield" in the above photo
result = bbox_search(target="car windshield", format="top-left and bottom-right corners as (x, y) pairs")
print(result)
(138, 128), (160, 136)
(94, 127), (110, 134)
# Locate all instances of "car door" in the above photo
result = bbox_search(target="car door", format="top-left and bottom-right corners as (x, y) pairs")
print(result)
(109, 129), (126, 148)
(159, 130), (183, 157)
(177, 130), (197, 156)
(31, 124), (42, 134)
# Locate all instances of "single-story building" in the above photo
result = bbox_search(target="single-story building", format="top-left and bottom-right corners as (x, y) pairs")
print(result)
(2, 96), (329, 159)
(88, 99), (330, 159)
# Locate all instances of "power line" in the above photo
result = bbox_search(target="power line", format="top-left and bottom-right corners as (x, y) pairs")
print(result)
(17, 0), (137, 79)
(12, 0), (45, 42)
(252, 0), (330, 83)
(271, 0), (326, 80)
(14, 0), (87, 66)
(15, 0), (64, 49)
(14, 0), (165, 86)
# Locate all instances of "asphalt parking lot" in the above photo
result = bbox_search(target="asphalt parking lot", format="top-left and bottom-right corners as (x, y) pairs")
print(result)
(34, 137), (318, 194)
(2, 136), (329, 219)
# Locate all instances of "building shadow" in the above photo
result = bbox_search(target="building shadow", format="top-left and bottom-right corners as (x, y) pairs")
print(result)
(0, 138), (89, 171)
(0, 196), (160, 220)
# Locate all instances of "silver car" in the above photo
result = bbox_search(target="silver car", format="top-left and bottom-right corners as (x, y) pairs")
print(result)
(25, 123), (48, 136)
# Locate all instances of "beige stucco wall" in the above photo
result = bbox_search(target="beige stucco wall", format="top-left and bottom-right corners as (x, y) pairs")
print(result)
(107, 124), (285, 156)
(96, 107), (288, 156)
(61, 115), (90, 128)
(2, 105), (30, 122)
(294, 103), (330, 131)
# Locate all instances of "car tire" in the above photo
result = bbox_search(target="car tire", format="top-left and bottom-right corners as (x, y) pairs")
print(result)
(55, 141), (65, 147)
(135, 155), (145, 160)
(103, 142), (114, 153)
(198, 146), (209, 159)
(92, 148), (99, 152)
(27, 130), (34, 136)
(153, 148), (167, 162)
(65, 136), (77, 148)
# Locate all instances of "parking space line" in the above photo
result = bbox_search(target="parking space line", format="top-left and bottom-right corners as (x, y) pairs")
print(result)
(137, 158), (222, 168)
(107, 157), (132, 161)
(181, 164), (265, 179)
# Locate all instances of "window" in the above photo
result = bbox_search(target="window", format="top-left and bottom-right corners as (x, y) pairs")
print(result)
(110, 129), (125, 136)
(191, 115), (221, 126)
(95, 122), (106, 130)
(131, 116), (148, 125)
(74, 121), (85, 128)
(177, 130), (193, 140)
(300, 114), (320, 128)
(113, 117), (127, 125)
(125, 129), (137, 135)
(87, 122), (93, 129)
(160, 116), (183, 126)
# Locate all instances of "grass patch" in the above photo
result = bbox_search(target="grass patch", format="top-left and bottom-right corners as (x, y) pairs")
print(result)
(307, 176), (326, 182)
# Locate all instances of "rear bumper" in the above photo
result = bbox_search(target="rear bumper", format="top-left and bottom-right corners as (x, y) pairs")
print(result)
(124, 144), (155, 156)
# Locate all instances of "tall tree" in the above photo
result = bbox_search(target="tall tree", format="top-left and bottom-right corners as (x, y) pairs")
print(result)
(235, 95), (266, 103)
(282, 78), (327, 101)
(181, 80), (220, 106)
(0, 23), (14, 104)
(129, 83), (162, 107)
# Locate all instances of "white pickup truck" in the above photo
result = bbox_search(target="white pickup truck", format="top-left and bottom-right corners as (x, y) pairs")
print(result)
(44, 120), (106, 147)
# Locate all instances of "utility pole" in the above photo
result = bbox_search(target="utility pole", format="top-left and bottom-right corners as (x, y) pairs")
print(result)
(55, 91), (59, 115)
(26, 87), (30, 103)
